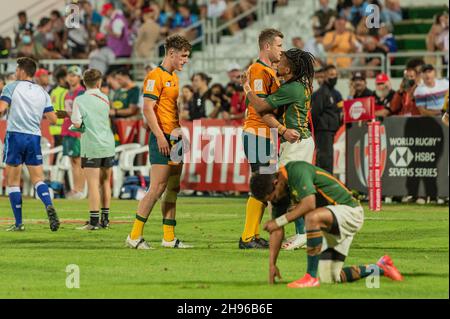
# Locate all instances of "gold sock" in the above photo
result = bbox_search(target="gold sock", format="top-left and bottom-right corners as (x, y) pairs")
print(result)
(254, 202), (268, 239)
(163, 219), (176, 242)
(130, 214), (148, 240)
(241, 197), (265, 242)
(163, 225), (175, 242)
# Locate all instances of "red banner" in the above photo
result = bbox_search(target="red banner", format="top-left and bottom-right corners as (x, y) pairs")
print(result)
(343, 97), (375, 123)
(0, 119), (253, 192)
(113, 119), (252, 192)
(180, 120), (250, 192)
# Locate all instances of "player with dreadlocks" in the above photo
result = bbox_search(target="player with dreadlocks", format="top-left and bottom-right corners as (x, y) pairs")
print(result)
(242, 48), (317, 251)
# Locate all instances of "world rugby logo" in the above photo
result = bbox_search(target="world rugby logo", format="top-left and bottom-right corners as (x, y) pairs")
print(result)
(349, 101), (365, 120)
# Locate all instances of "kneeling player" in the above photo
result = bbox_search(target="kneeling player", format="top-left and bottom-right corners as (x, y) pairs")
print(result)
(71, 69), (115, 230)
(250, 161), (403, 288)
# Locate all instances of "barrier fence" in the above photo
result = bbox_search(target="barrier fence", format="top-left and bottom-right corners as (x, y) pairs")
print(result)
(1, 116), (448, 197)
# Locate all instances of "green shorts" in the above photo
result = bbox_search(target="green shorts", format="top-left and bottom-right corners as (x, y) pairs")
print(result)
(62, 136), (81, 158)
(149, 132), (183, 165)
(242, 131), (276, 173)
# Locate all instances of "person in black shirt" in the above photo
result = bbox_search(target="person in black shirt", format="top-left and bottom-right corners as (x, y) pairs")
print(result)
(348, 71), (374, 99)
(311, 64), (342, 174)
(188, 72), (211, 120)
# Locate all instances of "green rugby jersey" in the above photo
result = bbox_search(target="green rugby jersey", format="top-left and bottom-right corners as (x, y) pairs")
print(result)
(281, 161), (360, 208)
(265, 81), (311, 141)
(112, 86), (140, 115)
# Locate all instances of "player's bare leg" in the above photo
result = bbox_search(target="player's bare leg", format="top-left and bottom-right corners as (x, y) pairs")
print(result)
(126, 164), (171, 249)
(160, 164), (192, 248)
(77, 167), (101, 230)
(70, 156), (86, 198)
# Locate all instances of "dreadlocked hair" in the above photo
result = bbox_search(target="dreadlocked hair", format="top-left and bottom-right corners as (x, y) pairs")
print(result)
(284, 48), (316, 93)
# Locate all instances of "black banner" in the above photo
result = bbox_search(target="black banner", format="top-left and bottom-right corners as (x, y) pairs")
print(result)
(346, 116), (449, 197)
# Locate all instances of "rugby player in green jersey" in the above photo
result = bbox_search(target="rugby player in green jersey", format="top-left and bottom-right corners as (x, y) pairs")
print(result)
(250, 161), (403, 288)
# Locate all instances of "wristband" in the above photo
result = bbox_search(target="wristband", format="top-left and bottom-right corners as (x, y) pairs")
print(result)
(277, 124), (286, 135)
(275, 215), (289, 227)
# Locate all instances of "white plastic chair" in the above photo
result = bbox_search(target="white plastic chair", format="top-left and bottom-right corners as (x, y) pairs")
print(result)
(55, 155), (74, 192)
(119, 145), (150, 177)
(112, 143), (142, 198)
(42, 145), (63, 181)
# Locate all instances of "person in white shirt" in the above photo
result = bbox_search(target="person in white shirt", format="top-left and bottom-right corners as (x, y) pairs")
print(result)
(414, 64), (449, 117)
(0, 57), (60, 232)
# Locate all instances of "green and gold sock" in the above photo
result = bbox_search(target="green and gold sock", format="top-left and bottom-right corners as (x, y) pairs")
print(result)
(130, 214), (148, 240)
(306, 229), (323, 278)
(340, 265), (385, 283)
(163, 219), (176, 242)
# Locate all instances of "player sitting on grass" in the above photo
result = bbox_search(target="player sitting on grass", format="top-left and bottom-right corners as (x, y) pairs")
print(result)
(126, 35), (192, 249)
(250, 161), (403, 288)
(70, 69), (115, 230)
(243, 48), (317, 251)
(0, 57), (60, 232)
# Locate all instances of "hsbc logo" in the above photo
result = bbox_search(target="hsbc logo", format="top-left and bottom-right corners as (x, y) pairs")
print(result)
(349, 101), (364, 120)
(389, 147), (414, 167)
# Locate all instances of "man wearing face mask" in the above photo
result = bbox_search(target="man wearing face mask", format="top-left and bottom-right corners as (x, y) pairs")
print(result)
(374, 73), (396, 118)
(390, 66), (421, 116)
(311, 64), (342, 174)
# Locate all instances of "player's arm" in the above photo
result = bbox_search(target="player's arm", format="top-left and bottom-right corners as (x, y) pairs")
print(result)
(0, 100), (8, 114)
(264, 195), (316, 233)
(261, 113), (300, 143)
(0, 83), (13, 114)
(143, 97), (171, 155)
(70, 100), (82, 128)
(44, 109), (58, 125)
(43, 93), (58, 125)
(269, 227), (284, 284)
(244, 85), (274, 113)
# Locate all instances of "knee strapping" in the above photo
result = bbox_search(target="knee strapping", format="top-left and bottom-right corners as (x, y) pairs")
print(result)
(161, 174), (180, 203)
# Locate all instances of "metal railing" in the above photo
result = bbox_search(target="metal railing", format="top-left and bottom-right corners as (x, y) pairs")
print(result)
(0, 57), (154, 80)
(201, 0), (275, 73)
(1, 51), (448, 81)
(152, 19), (205, 63)
(386, 51), (449, 77)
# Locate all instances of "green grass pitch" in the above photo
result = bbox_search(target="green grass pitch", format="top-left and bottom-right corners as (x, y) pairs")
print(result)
(0, 197), (448, 299)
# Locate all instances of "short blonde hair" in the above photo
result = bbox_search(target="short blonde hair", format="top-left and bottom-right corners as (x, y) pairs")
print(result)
(83, 69), (103, 88)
